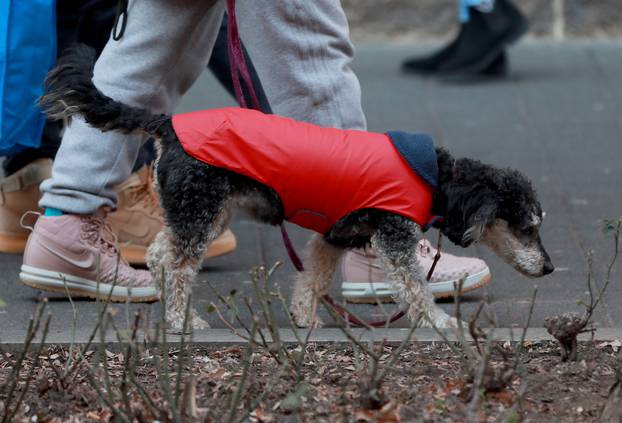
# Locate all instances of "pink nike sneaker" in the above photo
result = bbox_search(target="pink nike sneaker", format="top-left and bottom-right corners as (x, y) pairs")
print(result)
(341, 239), (491, 303)
(20, 210), (158, 302)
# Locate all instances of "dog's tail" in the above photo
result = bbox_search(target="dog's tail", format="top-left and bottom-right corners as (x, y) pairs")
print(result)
(39, 45), (169, 138)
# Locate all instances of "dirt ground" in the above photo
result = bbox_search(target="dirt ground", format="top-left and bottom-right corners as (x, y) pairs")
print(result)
(1, 340), (621, 422)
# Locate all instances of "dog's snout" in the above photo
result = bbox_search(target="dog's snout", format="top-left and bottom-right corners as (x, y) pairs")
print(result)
(542, 260), (554, 275)
(540, 245), (554, 275)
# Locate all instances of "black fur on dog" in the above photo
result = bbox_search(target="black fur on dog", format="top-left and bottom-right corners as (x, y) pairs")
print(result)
(40, 45), (553, 331)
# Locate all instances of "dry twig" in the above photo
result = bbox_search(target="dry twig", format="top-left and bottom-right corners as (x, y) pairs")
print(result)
(545, 218), (621, 361)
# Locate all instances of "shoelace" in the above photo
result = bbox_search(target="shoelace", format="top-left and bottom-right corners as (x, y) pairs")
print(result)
(80, 216), (121, 257)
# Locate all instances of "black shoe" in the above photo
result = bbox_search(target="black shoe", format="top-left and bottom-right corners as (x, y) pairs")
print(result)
(402, 26), (467, 75)
(480, 50), (508, 76)
(402, 45), (508, 77)
(437, 0), (527, 75)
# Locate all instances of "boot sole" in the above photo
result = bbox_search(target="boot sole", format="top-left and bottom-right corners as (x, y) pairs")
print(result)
(120, 230), (238, 265)
(343, 269), (492, 304)
(19, 265), (160, 303)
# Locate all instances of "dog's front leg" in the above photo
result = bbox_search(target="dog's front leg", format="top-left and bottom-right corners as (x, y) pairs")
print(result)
(290, 233), (344, 327)
(371, 215), (458, 329)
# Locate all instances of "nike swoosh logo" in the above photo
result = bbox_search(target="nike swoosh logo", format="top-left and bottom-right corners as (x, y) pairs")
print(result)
(36, 237), (97, 270)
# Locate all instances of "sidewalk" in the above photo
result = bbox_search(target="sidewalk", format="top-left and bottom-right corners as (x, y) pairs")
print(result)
(1, 41), (621, 340)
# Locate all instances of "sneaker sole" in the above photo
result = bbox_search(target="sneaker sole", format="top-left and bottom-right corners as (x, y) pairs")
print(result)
(19, 264), (159, 303)
(120, 230), (238, 265)
(0, 232), (28, 254)
(342, 268), (492, 304)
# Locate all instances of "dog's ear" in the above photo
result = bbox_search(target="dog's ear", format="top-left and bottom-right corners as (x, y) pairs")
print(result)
(440, 184), (498, 247)
(461, 201), (497, 247)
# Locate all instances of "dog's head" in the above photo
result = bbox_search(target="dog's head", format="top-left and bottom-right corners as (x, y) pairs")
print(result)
(435, 151), (554, 277)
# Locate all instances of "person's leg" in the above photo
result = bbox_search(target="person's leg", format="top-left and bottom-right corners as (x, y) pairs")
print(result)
(236, 0), (366, 130)
(21, 0), (226, 300)
(40, 0), (224, 213)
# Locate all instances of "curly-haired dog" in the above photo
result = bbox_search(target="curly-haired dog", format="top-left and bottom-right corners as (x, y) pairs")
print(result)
(39, 46), (554, 331)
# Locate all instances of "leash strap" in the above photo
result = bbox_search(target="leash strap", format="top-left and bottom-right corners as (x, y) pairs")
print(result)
(322, 294), (407, 328)
(426, 231), (443, 281)
(280, 225), (305, 272)
(226, 0), (261, 111)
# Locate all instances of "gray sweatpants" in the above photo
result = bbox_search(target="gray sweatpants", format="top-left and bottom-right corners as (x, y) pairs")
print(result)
(40, 0), (366, 213)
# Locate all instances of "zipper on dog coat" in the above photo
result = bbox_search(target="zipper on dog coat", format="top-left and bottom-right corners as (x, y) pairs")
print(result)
(172, 107), (438, 234)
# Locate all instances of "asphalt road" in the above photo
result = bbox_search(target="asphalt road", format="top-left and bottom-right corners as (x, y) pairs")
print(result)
(1, 41), (621, 340)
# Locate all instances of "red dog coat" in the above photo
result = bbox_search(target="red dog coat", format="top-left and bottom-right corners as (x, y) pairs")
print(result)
(172, 107), (437, 235)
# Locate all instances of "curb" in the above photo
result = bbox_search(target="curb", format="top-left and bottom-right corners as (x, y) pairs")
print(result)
(2, 328), (622, 349)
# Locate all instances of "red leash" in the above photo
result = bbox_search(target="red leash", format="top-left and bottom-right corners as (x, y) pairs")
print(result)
(225, 3), (441, 327)
(226, 0), (261, 110)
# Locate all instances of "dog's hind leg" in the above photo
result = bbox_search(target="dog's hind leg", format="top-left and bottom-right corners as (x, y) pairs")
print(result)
(290, 234), (344, 327)
(371, 214), (458, 328)
(147, 205), (233, 333)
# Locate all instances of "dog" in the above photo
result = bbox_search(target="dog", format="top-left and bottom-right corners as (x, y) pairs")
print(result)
(39, 46), (554, 331)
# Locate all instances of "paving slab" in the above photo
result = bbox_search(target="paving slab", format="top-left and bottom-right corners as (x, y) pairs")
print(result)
(1, 41), (621, 343)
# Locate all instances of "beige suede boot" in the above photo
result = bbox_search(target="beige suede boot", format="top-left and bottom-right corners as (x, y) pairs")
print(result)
(109, 165), (237, 265)
(0, 159), (52, 253)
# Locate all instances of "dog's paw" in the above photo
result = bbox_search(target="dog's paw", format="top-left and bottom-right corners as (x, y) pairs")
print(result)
(166, 320), (187, 335)
(290, 299), (324, 328)
(425, 315), (465, 329)
(440, 316), (464, 329)
(410, 309), (462, 329)
(191, 312), (210, 330)
(291, 311), (324, 328)
(166, 311), (209, 334)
